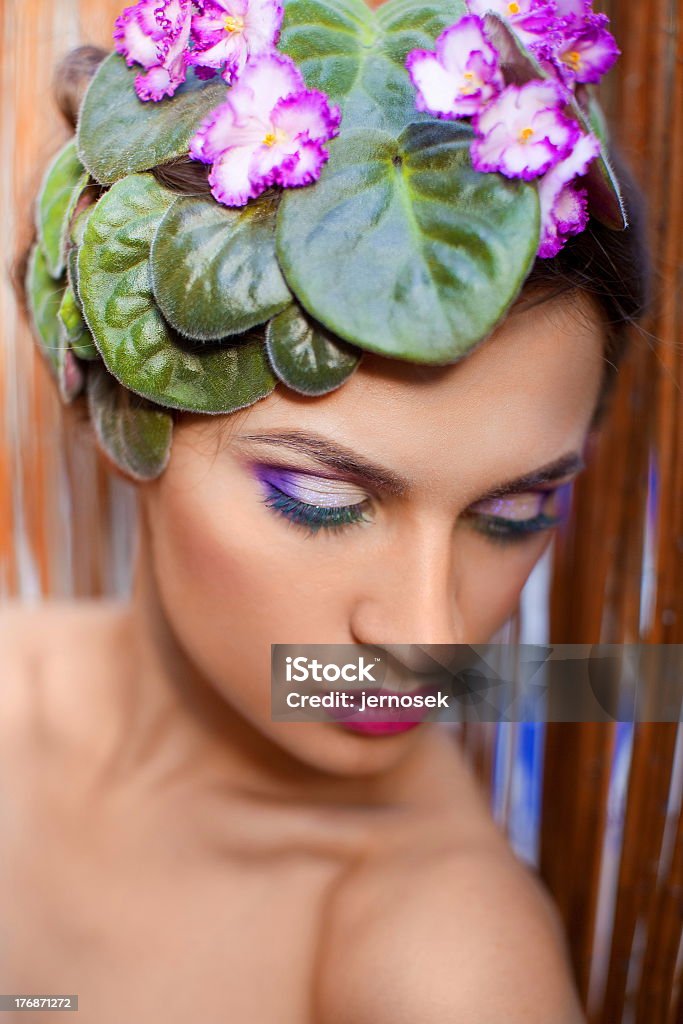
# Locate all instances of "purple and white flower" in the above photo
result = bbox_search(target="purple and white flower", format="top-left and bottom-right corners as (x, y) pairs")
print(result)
(471, 80), (579, 180)
(556, 14), (620, 84)
(114, 0), (192, 101)
(466, 0), (558, 48)
(537, 130), (600, 256)
(190, 53), (341, 206)
(405, 16), (504, 120)
(189, 0), (283, 84)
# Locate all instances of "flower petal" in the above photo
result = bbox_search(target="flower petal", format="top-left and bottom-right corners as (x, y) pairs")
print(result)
(537, 132), (599, 256)
(472, 81), (577, 179)
(209, 144), (265, 205)
(244, 0), (284, 48)
(114, 5), (163, 68)
(406, 16), (503, 119)
(559, 18), (620, 83)
(538, 183), (588, 256)
(437, 14), (497, 73)
(277, 139), (329, 187)
(114, 0), (191, 98)
(135, 65), (174, 101)
(190, 101), (265, 163)
(271, 89), (341, 142)
(467, 0), (559, 45)
(231, 53), (304, 116)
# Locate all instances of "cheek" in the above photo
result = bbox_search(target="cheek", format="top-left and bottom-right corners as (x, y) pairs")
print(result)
(143, 450), (356, 733)
(145, 466), (286, 723)
(456, 531), (552, 641)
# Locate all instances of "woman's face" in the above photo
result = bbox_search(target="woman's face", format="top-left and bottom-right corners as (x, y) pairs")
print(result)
(139, 294), (604, 775)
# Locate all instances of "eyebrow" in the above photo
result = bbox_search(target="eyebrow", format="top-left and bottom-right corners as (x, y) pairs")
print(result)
(236, 430), (408, 494)
(477, 452), (586, 499)
(235, 430), (585, 499)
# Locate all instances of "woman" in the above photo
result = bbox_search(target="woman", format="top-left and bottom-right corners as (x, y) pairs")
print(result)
(2, 0), (649, 1019)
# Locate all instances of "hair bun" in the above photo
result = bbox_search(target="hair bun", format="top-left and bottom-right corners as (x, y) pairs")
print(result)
(53, 46), (108, 130)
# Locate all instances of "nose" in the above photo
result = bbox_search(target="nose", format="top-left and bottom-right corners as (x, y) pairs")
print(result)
(349, 517), (466, 648)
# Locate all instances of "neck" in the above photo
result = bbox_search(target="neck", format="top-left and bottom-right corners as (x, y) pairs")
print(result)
(114, 518), (454, 810)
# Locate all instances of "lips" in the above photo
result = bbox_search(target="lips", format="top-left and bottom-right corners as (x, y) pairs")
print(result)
(324, 682), (440, 737)
(338, 719), (423, 737)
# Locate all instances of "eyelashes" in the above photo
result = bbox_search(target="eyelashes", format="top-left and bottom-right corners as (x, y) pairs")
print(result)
(464, 488), (566, 543)
(254, 463), (568, 543)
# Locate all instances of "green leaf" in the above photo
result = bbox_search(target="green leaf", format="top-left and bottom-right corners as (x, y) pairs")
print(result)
(579, 88), (610, 147)
(25, 243), (65, 377)
(276, 122), (539, 363)
(71, 203), (95, 247)
(26, 243), (86, 402)
(151, 195), (291, 341)
(279, 0), (464, 132)
(78, 54), (226, 184)
(266, 304), (361, 395)
(58, 285), (98, 360)
(482, 13), (548, 86)
(36, 139), (90, 278)
(78, 173), (277, 412)
(67, 204), (96, 299)
(87, 362), (174, 481)
(569, 95), (627, 230)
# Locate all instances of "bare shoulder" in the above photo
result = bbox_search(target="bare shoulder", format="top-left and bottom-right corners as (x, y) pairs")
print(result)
(0, 599), (131, 766)
(317, 824), (585, 1024)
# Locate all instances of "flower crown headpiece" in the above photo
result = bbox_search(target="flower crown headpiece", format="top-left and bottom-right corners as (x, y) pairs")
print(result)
(27, 0), (626, 480)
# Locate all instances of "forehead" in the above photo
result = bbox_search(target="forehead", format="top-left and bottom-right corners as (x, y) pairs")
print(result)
(197, 294), (604, 498)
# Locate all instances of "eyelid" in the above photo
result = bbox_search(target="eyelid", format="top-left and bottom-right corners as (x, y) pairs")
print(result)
(469, 488), (558, 521)
(255, 464), (371, 507)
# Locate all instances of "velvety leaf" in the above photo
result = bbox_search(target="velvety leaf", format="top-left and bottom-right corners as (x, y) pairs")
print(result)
(151, 195), (291, 341)
(576, 85), (610, 146)
(67, 204), (96, 300)
(482, 13), (546, 86)
(87, 362), (174, 481)
(276, 122), (539, 363)
(569, 94), (627, 229)
(58, 285), (98, 360)
(71, 203), (95, 248)
(25, 243), (85, 401)
(266, 304), (361, 395)
(78, 173), (276, 412)
(78, 54), (227, 184)
(25, 243), (65, 377)
(36, 139), (90, 278)
(279, 0), (464, 132)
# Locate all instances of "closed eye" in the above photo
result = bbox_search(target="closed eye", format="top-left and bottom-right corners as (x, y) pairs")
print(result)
(255, 465), (372, 537)
(462, 486), (569, 543)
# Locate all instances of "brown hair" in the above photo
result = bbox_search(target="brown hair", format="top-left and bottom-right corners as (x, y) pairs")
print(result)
(17, 47), (652, 426)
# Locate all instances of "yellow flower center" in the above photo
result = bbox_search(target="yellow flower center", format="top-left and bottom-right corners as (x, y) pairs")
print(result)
(459, 70), (481, 96)
(224, 14), (245, 33)
(519, 127), (534, 143)
(263, 126), (287, 147)
(564, 49), (582, 70)
(507, 2), (521, 14)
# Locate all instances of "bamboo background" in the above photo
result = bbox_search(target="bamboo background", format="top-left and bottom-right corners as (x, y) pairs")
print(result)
(0, 1), (681, 1021)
